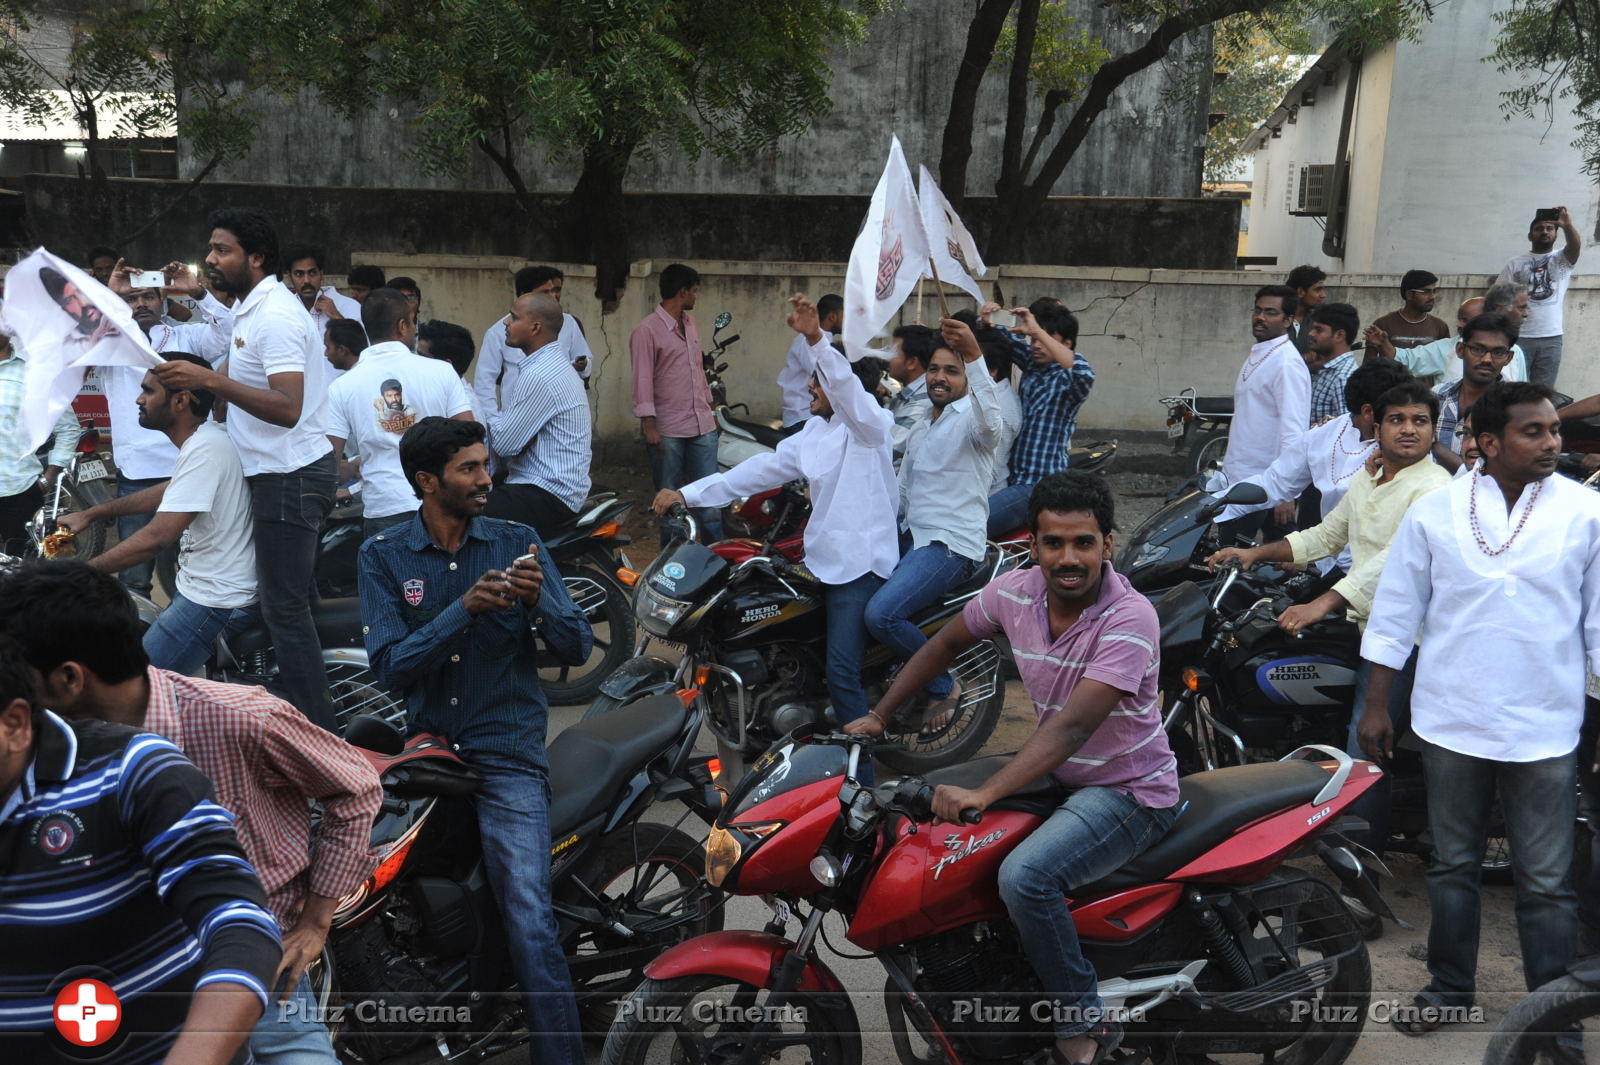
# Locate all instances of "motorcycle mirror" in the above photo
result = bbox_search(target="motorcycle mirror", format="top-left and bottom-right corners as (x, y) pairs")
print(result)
(1218, 482), (1269, 506)
(714, 311), (732, 331)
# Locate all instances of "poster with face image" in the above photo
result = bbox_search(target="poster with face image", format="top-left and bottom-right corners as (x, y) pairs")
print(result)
(4, 248), (160, 451)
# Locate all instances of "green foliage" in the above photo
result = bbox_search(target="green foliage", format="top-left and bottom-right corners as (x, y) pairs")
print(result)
(1491, 0), (1600, 178)
(992, 2), (1110, 102)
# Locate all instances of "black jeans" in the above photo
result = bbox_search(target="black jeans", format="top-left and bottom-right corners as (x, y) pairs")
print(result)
(485, 482), (579, 543)
(248, 453), (337, 731)
(362, 510), (413, 542)
(0, 483), (41, 557)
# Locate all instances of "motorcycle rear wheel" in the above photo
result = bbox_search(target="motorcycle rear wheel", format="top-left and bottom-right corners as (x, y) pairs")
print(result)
(1190, 430), (1229, 476)
(876, 639), (1007, 774)
(601, 974), (861, 1065)
(566, 822), (724, 1031)
(1481, 974), (1599, 1065)
(541, 565), (636, 706)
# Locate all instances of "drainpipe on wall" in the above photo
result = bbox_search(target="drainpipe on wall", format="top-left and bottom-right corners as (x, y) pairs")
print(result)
(1321, 52), (1363, 261)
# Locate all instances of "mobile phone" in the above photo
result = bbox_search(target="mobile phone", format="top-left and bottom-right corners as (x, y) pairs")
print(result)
(990, 310), (1019, 329)
(132, 269), (166, 289)
(1535, 208), (1560, 223)
(512, 553), (540, 568)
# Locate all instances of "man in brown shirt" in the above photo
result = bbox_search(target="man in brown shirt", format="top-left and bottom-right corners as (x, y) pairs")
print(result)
(1370, 269), (1451, 349)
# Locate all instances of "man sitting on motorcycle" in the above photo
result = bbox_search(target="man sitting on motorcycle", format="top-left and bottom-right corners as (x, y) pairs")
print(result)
(848, 471), (1180, 1065)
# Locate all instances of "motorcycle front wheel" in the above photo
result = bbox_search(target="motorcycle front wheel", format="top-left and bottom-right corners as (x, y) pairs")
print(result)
(876, 638), (1006, 774)
(601, 974), (862, 1065)
(541, 565), (636, 706)
(1482, 973), (1599, 1065)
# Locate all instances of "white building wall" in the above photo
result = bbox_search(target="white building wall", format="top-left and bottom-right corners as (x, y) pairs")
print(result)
(1244, 63), (1356, 273)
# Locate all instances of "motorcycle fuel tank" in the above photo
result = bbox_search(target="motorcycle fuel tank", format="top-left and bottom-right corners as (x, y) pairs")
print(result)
(716, 581), (823, 648)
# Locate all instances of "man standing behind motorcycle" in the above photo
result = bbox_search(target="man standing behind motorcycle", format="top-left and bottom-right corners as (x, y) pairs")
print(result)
(654, 295), (898, 740)
(358, 416), (592, 1065)
(848, 471), (1179, 1065)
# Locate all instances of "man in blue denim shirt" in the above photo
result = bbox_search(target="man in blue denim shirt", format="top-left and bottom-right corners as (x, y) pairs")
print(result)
(358, 417), (592, 1065)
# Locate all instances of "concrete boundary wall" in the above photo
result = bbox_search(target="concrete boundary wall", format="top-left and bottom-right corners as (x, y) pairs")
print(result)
(362, 254), (1600, 452)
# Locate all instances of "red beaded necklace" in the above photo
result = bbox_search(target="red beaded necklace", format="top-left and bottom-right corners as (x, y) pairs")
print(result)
(1328, 424), (1373, 485)
(1467, 471), (1543, 557)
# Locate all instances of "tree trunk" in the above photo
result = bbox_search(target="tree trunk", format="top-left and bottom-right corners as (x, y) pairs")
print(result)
(996, 0), (1040, 205)
(559, 135), (638, 306)
(939, 0), (1015, 210)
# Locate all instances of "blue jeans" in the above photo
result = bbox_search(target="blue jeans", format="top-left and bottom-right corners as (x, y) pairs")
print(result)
(1418, 739), (1578, 1006)
(823, 572), (884, 727)
(468, 753), (583, 1065)
(362, 510), (413, 541)
(142, 592), (260, 675)
(1345, 649), (1417, 867)
(117, 474), (178, 598)
(986, 482), (1032, 539)
(649, 432), (722, 543)
(998, 787), (1178, 1038)
(251, 974), (337, 1065)
(1522, 334), (1564, 388)
(864, 543), (974, 700)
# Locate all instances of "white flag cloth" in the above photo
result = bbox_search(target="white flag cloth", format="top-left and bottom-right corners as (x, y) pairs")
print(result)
(918, 165), (987, 303)
(4, 248), (160, 452)
(844, 135), (930, 359)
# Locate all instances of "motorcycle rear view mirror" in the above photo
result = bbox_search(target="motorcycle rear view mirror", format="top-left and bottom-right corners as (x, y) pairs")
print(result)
(1217, 483), (1269, 506)
(714, 311), (732, 331)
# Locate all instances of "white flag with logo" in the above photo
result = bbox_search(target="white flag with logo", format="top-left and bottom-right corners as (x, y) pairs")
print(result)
(918, 165), (987, 303)
(4, 247), (160, 451)
(844, 135), (930, 358)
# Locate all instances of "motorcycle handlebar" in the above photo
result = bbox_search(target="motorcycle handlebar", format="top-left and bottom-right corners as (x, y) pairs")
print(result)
(900, 781), (984, 825)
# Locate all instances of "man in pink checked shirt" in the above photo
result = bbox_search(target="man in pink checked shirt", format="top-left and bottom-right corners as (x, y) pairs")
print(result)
(630, 262), (722, 543)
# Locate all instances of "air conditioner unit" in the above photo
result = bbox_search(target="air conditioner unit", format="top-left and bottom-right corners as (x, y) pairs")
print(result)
(1292, 163), (1335, 216)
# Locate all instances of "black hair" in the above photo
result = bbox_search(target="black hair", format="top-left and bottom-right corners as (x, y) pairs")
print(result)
(39, 265), (69, 301)
(0, 632), (37, 716)
(1461, 310), (1520, 347)
(283, 244), (325, 271)
(326, 318), (369, 355)
(207, 207), (280, 275)
(1310, 301), (1360, 346)
(951, 307), (980, 329)
(1029, 470), (1115, 535)
(87, 245), (119, 264)
(381, 378), (403, 395)
(347, 264), (386, 290)
(850, 354), (884, 397)
(1470, 381), (1557, 440)
(817, 293), (843, 323)
(1034, 304), (1079, 344)
(891, 323), (936, 370)
(361, 287), (413, 341)
(0, 560), (149, 684)
(1254, 284), (1299, 318)
(515, 265), (563, 295)
(1028, 296), (1064, 318)
(1285, 264), (1326, 291)
(159, 352), (216, 418)
(388, 276), (421, 298)
(1400, 269), (1438, 294)
(981, 337), (1012, 381)
(659, 263), (699, 301)
(1343, 359), (1413, 417)
(400, 417), (486, 498)
(418, 319), (475, 376)
(1371, 380), (1439, 426)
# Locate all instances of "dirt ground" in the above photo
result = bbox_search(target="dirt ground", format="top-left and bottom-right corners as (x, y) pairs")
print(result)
(580, 434), (1556, 1064)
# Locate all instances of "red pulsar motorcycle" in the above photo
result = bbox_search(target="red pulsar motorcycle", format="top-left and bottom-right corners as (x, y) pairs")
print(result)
(603, 732), (1395, 1065)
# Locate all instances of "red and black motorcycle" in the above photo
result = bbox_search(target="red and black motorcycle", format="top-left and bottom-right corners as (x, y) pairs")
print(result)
(602, 732), (1394, 1065)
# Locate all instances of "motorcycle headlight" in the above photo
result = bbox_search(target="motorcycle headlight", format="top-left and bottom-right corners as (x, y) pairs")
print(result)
(705, 821), (783, 888)
(1127, 542), (1170, 573)
(639, 588), (692, 630)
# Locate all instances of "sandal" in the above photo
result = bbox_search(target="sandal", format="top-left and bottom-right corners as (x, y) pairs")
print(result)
(1390, 993), (1446, 1036)
(1050, 1021), (1124, 1065)
(917, 682), (963, 740)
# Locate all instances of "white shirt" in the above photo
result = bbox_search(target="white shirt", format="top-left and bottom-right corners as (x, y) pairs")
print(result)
(778, 329), (832, 427)
(159, 422), (257, 609)
(1221, 335), (1310, 488)
(326, 342), (473, 518)
(224, 276), (331, 476)
(683, 337), (898, 585)
(899, 363), (1001, 563)
(102, 306), (234, 481)
(1498, 252), (1577, 338)
(989, 379), (1023, 495)
(303, 285), (363, 338)
(472, 312), (592, 418)
(1362, 470), (1600, 761)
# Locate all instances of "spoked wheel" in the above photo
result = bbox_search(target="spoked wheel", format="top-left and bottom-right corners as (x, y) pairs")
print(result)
(1190, 430), (1229, 476)
(877, 639), (1006, 773)
(541, 565), (636, 706)
(601, 974), (862, 1065)
(565, 823), (724, 1031)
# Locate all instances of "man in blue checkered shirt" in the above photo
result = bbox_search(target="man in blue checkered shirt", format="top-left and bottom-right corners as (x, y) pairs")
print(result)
(1305, 302), (1361, 425)
(984, 301), (1095, 537)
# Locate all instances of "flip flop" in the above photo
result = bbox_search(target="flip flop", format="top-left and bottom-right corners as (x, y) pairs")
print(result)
(1390, 994), (1446, 1036)
(1050, 1021), (1124, 1065)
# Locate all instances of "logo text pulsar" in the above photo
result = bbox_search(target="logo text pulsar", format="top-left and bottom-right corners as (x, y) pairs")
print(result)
(931, 830), (1005, 879)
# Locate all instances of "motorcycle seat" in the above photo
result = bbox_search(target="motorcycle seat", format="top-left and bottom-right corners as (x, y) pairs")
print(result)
(546, 693), (691, 837)
(1193, 395), (1233, 418)
(1071, 759), (1332, 896)
(228, 597), (367, 656)
(723, 412), (803, 449)
(924, 754), (1070, 818)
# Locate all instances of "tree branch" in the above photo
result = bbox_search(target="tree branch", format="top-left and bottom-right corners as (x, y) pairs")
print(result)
(939, 0), (1015, 209)
(998, 0), (1040, 199)
(113, 151), (224, 247)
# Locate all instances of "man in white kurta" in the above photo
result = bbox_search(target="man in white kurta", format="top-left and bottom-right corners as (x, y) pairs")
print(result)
(1218, 286), (1310, 539)
(1359, 382), (1600, 1032)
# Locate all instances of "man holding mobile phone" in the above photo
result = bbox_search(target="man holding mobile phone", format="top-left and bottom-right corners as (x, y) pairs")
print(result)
(1498, 206), (1582, 388)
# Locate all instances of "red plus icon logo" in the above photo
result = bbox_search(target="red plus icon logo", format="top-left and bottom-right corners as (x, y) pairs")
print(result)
(53, 978), (121, 1046)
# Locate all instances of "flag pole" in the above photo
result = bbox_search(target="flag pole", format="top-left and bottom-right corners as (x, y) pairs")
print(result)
(926, 259), (952, 319)
(916, 277), (925, 324)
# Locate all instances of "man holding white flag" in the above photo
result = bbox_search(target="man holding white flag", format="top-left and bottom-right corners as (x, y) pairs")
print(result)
(919, 165), (987, 303)
(844, 135), (931, 359)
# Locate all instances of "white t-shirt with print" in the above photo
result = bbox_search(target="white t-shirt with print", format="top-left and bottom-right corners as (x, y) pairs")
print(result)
(326, 342), (473, 518)
(1498, 252), (1576, 338)
(158, 422), (257, 609)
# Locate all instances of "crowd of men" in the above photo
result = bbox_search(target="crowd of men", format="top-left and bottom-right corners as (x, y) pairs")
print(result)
(0, 200), (1595, 1065)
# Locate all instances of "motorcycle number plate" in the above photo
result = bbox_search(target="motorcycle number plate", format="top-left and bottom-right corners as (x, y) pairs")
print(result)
(76, 459), (109, 481)
(1166, 420), (1185, 439)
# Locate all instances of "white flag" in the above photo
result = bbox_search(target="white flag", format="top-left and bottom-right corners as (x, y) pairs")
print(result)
(918, 165), (987, 303)
(4, 248), (160, 452)
(844, 135), (931, 358)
